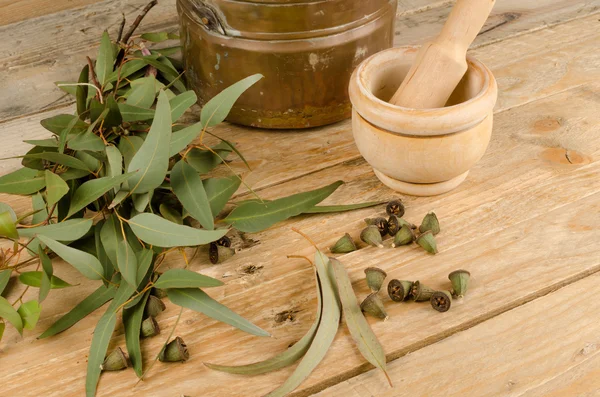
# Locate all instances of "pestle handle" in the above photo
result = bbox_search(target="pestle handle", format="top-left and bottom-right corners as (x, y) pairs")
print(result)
(389, 0), (496, 109)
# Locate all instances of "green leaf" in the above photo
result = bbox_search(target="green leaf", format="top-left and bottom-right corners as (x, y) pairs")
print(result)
(118, 136), (144, 170)
(206, 131), (251, 171)
(95, 221), (114, 284)
(159, 203), (182, 224)
(127, 91), (171, 194)
(100, 214), (120, 267)
(38, 235), (104, 280)
(123, 291), (150, 377)
(104, 95), (123, 129)
(24, 138), (58, 147)
(58, 112), (80, 153)
(200, 74), (263, 128)
(132, 192), (151, 212)
(18, 218), (93, 241)
(23, 152), (90, 171)
(128, 213), (227, 247)
(0, 203), (16, 222)
(0, 168), (45, 195)
(76, 65), (89, 119)
(96, 31), (114, 86)
(0, 270), (11, 295)
(105, 144), (122, 196)
(44, 170), (69, 207)
(17, 300), (42, 330)
(225, 181), (343, 233)
(169, 122), (202, 156)
(170, 91), (197, 122)
(204, 175), (241, 216)
(135, 248), (154, 285)
(168, 288), (269, 337)
(86, 281), (135, 397)
(303, 201), (387, 214)
(38, 248), (54, 302)
(38, 284), (116, 338)
(68, 132), (105, 152)
(66, 172), (135, 218)
(118, 103), (155, 122)
(31, 193), (48, 224)
(0, 296), (23, 335)
(186, 144), (231, 174)
(19, 271), (72, 289)
(40, 114), (88, 135)
(141, 32), (179, 42)
(116, 239), (138, 287)
(59, 168), (91, 182)
(141, 56), (186, 92)
(106, 59), (147, 85)
(154, 269), (223, 289)
(75, 151), (101, 173)
(0, 322), (4, 342)
(171, 160), (214, 229)
(0, 211), (18, 239)
(126, 75), (157, 108)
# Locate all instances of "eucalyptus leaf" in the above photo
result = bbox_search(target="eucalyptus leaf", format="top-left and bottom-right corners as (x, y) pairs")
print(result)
(186, 144), (231, 174)
(154, 269), (223, 289)
(127, 91), (171, 194)
(105, 145), (122, 194)
(0, 270), (11, 295)
(206, 132), (251, 171)
(18, 218), (93, 241)
(132, 192), (151, 212)
(17, 300), (42, 330)
(225, 181), (343, 233)
(39, 284), (116, 339)
(0, 203), (16, 222)
(23, 152), (90, 171)
(116, 239), (138, 287)
(126, 75), (157, 108)
(123, 290), (150, 377)
(200, 74), (263, 128)
(118, 103), (155, 122)
(40, 114), (88, 135)
(171, 159), (214, 229)
(96, 31), (114, 86)
(59, 168), (91, 182)
(304, 201), (386, 214)
(100, 214), (121, 268)
(0, 296), (23, 335)
(141, 56), (186, 92)
(68, 131), (105, 152)
(118, 135), (144, 169)
(38, 248), (54, 302)
(66, 172), (135, 218)
(106, 59), (148, 85)
(23, 138), (58, 148)
(76, 64), (89, 118)
(0, 168), (45, 195)
(0, 322), (4, 342)
(75, 151), (101, 173)
(204, 175), (241, 216)
(168, 288), (269, 337)
(31, 193), (48, 224)
(38, 235), (104, 280)
(170, 91), (197, 122)
(58, 111), (80, 154)
(159, 203), (182, 224)
(44, 170), (69, 207)
(95, 220), (114, 284)
(141, 32), (180, 42)
(135, 248), (154, 285)
(128, 213), (227, 247)
(19, 271), (73, 290)
(0, 211), (18, 239)
(169, 122), (202, 156)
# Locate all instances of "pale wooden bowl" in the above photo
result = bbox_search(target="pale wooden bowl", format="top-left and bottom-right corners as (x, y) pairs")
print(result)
(349, 46), (498, 196)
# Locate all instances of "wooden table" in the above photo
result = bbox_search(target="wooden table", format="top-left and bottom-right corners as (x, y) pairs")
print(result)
(1, 0), (600, 396)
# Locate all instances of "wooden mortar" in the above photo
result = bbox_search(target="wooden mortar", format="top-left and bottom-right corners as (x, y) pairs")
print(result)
(348, 47), (498, 196)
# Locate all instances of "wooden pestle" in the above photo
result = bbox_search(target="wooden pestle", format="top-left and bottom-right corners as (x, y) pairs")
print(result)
(389, 0), (496, 109)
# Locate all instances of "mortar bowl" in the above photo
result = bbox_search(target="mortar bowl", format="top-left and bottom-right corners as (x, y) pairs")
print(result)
(348, 46), (498, 196)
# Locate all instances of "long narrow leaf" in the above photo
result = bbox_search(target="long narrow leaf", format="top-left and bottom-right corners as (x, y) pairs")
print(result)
(0, 168), (45, 195)
(169, 123), (201, 156)
(0, 296), (23, 335)
(123, 291), (150, 377)
(18, 218), (93, 241)
(38, 235), (104, 280)
(171, 160), (214, 229)
(116, 239), (138, 287)
(303, 201), (386, 214)
(66, 172), (135, 218)
(154, 269), (223, 289)
(204, 175), (241, 216)
(95, 31), (114, 86)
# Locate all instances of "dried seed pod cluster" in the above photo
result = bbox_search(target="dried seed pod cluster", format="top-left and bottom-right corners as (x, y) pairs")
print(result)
(394, 211), (440, 254)
(386, 269), (471, 313)
(209, 236), (236, 264)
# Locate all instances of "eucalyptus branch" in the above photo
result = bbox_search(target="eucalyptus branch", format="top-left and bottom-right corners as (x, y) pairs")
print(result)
(120, 0), (158, 44)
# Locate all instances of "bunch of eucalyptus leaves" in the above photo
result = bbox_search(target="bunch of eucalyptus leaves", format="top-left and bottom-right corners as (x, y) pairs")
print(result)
(0, 14), (382, 396)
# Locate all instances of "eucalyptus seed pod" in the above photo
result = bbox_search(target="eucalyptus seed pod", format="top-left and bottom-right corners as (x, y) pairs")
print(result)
(152, 287), (168, 299)
(419, 212), (440, 235)
(448, 269), (471, 298)
(159, 336), (189, 362)
(387, 279), (413, 302)
(216, 235), (232, 247)
(386, 199), (405, 217)
(364, 217), (389, 236)
(360, 293), (389, 320)
(364, 267), (387, 293)
(430, 290), (453, 312)
(392, 225), (416, 248)
(101, 347), (128, 371)
(411, 280), (436, 302)
(141, 316), (160, 338)
(145, 295), (166, 318)
(416, 230), (438, 254)
(360, 226), (384, 248)
(398, 218), (417, 230)
(329, 233), (357, 254)
(387, 215), (400, 236)
(209, 243), (236, 264)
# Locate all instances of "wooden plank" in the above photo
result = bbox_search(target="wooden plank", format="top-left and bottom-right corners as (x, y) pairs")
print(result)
(1, 79), (599, 396)
(1, 0), (598, 123)
(313, 272), (600, 397)
(0, 0), (103, 26)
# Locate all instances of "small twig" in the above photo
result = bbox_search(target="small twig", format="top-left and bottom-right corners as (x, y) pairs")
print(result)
(287, 255), (315, 269)
(121, 0), (158, 44)
(116, 13), (127, 43)
(86, 57), (104, 103)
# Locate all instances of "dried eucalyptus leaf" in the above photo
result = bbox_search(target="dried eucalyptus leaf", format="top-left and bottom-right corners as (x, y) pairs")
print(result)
(168, 288), (269, 337)
(38, 235), (104, 280)
(0, 168), (45, 195)
(225, 181), (343, 233)
(171, 159), (214, 229)
(128, 213), (227, 247)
